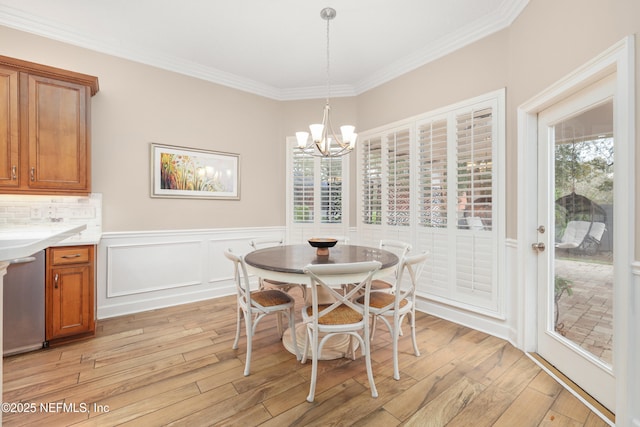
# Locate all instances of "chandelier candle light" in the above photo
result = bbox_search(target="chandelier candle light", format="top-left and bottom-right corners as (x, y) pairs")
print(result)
(295, 7), (357, 157)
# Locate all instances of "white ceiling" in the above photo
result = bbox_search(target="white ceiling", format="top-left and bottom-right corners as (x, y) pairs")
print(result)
(0, 0), (529, 100)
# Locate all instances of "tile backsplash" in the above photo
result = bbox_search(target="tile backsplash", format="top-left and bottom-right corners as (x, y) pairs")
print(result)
(0, 193), (102, 243)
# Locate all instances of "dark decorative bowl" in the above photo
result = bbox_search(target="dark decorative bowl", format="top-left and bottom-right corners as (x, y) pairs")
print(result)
(308, 238), (338, 256)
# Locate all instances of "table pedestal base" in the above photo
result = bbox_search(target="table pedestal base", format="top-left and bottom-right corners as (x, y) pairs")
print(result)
(282, 324), (360, 360)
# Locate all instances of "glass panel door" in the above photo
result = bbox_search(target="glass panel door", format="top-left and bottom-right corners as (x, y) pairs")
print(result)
(537, 74), (615, 411)
(553, 109), (614, 365)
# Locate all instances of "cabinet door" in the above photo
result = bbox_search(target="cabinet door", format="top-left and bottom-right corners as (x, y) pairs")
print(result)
(0, 67), (19, 188)
(27, 74), (90, 191)
(48, 264), (94, 339)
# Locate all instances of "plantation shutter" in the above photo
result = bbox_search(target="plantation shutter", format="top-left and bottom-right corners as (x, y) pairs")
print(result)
(362, 137), (382, 225)
(292, 149), (314, 223)
(320, 157), (342, 223)
(386, 128), (411, 227)
(456, 107), (494, 231)
(417, 118), (450, 297)
(418, 119), (448, 228)
(455, 107), (495, 304)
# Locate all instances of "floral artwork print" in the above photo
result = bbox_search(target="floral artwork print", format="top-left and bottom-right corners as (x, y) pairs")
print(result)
(151, 143), (239, 199)
(160, 153), (232, 192)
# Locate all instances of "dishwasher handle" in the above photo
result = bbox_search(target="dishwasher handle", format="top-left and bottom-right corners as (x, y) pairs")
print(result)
(9, 256), (36, 265)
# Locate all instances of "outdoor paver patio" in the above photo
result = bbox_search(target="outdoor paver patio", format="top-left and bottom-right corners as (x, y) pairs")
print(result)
(555, 258), (613, 365)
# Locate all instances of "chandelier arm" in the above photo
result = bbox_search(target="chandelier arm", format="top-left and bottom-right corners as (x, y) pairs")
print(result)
(323, 104), (348, 151)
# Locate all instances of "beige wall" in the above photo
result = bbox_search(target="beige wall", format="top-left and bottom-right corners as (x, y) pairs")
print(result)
(0, 26), (286, 231)
(348, 0), (639, 243)
(1, 0), (638, 248)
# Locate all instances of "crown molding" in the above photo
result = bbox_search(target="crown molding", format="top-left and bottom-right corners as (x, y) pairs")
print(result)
(0, 4), (283, 99)
(353, 0), (529, 94)
(0, 0), (529, 101)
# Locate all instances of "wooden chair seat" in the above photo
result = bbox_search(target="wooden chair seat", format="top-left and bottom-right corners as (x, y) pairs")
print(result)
(305, 304), (363, 325)
(370, 279), (393, 291)
(356, 292), (408, 309)
(251, 289), (295, 307)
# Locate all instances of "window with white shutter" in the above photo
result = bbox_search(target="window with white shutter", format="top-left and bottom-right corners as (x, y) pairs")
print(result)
(456, 107), (493, 231)
(286, 138), (349, 243)
(292, 150), (315, 223)
(320, 157), (343, 223)
(361, 137), (382, 225)
(418, 118), (448, 228)
(357, 89), (505, 318)
(454, 106), (496, 308)
(417, 117), (450, 298)
(386, 128), (411, 227)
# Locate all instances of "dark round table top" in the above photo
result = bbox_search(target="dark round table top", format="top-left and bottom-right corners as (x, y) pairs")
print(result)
(244, 244), (398, 274)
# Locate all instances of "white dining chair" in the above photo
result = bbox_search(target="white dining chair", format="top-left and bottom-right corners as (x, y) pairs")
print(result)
(301, 260), (381, 402)
(355, 251), (429, 380)
(224, 248), (301, 376)
(250, 238), (307, 301)
(343, 239), (411, 297)
(371, 239), (412, 293)
(333, 236), (350, 245)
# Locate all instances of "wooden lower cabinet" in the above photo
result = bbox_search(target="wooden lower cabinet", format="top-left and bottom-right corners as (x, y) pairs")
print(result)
(46, 245), (95, 344)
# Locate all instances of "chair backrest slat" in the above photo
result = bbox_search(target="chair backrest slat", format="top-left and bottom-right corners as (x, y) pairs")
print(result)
(304, 261), (381, 320)
(388, 251), (430, 312)
(250, 238), (284, 251)
(224, 249), (253, 312)
(379, 240), (412, 278)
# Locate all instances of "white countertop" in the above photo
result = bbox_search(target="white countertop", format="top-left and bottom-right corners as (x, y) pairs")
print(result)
(0, 224), (87, 262)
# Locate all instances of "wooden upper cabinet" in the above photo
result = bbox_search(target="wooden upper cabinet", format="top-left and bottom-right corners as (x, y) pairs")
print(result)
(27, 74), (89, 191)
(0, 55), (98, 195)
(0, 67), (19, 188)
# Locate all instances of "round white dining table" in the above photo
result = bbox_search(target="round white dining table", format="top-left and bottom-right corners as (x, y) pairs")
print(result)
(244, 244), (399, 359)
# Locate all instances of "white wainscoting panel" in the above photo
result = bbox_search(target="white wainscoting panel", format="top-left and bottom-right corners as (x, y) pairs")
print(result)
(414, 239), (517, 344)
(107, 240), (203, 297)
(97, 226), (286, 319)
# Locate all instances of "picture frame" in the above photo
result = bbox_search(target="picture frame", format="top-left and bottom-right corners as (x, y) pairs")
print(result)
(150, 143), (240, 200)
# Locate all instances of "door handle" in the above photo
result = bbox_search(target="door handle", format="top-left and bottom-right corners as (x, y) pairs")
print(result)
(531, 242), (545, 252)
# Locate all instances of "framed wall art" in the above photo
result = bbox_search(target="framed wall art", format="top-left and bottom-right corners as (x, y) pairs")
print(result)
(150, 143), (240, 200)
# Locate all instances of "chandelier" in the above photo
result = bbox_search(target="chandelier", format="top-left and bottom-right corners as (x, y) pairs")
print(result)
(295, 7), (357, 157)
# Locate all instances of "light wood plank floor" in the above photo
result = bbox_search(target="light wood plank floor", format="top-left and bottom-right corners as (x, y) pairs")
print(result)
(3, 294), (610, 426)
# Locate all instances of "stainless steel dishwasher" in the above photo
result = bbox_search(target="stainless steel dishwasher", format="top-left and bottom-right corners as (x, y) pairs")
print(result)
(3, 250), (46, 356)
